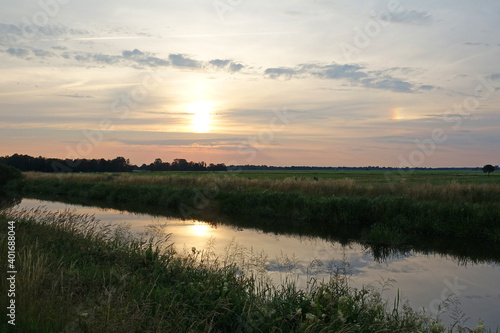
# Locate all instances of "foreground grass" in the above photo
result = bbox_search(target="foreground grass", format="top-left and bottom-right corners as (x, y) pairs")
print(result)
(13, 172), (500, 247)
(0, 208), (489, 332)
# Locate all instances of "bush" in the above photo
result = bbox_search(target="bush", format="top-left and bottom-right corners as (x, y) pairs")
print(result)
(0, 162), (22, 187)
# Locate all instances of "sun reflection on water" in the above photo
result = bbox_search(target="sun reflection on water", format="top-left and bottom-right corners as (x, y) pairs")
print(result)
(190, 221), (211, 236)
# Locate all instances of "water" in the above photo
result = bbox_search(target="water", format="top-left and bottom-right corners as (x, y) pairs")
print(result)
(15, 198), (500, 329)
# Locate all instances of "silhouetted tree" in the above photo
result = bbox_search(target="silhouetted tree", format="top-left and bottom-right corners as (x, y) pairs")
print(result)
(0, 154), (230, 173)
(483, 164), (496, 176)
(207, 163), (227, 171)
(172, 158), (188, 171)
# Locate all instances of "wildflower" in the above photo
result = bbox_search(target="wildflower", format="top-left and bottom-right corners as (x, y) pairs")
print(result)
(306, 313), (316, 321)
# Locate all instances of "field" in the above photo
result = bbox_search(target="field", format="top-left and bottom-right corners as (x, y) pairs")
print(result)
(21, 169), (500, 200)
(134, 169), (499, 183)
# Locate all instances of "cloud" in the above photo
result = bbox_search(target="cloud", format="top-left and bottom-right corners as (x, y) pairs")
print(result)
(115, 137), (244, 149)
(4, 47), (55, 59)
(122, 49), (169, 67)
(209, 59), (244, 72)
(265, 63), (368, 81)
(6, 43), (234, 71)
(5, 48), (30, 58)
(361, 78), (414, 93)
(488, 73), (500, 81)
(309, 64), (367, 80)
(0, 23), (22, 38)
(265, 62), (418, 93)
(169, 54), (201, 68)
(0, 23), (88, 45)
(69, 49), (169, 67)
(264, 67), (300, 79)
(122, 49), (145, 57)
(464, 42), (490, 47)
(209, 59), (230, 68)
(229, 62), (244, 72)
(37, 25), (88, 36)
(1, 41), (425, 95)
(139, 56), (169, 67)
(33, 49), (54, 58)
(382, 10), (433, 25)
(74, 53), (121, 65)
(58, 94), (93, 98)
(92, 53), (120, 64)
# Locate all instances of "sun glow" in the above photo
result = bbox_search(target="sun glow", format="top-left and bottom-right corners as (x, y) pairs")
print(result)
(187, 101), (213, 133)
(190, 221), (211, 236)
(391, 108), (402, 120)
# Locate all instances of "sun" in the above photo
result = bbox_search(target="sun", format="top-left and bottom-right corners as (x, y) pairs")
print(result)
(187, 101), (213, 133)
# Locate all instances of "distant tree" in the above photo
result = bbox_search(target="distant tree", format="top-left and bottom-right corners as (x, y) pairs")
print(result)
(483, 164), (496, 176)
(110, 157), (133, 172)
(210, 163), (227, 172)
(172, 158), (189, 171)
(0, 162), (22, 187)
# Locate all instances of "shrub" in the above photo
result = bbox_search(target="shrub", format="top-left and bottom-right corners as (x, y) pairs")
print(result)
(0, 162), (22, 187)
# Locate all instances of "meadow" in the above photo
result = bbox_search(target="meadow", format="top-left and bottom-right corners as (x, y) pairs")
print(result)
(0, 207), (489, 332)
(21, 169), (500, 201)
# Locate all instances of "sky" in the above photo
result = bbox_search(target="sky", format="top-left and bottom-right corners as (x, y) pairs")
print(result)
(1, 0), (500, 167)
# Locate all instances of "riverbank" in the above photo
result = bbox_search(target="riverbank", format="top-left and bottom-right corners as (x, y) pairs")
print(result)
(1, 207), (487, 332)
(12, 172), (500, 248)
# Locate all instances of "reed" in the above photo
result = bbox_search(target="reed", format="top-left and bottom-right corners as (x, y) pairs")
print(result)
(23, 171), (500, 202)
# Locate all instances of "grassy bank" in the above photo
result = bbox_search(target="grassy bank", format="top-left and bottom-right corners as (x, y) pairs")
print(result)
(0, 208), (489, 332)
(12, 172), (500, 247)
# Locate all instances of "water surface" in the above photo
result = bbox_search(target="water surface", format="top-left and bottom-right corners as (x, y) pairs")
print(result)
(16, 198), (500, 329)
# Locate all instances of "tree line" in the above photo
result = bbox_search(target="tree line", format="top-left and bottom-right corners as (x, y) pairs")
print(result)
(144, 158), (227, 172)
(0, 154), (227, 173)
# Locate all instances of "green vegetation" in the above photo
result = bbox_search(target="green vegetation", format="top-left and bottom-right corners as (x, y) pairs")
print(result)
(15, 171), (500, 250)
(0, 162), (22, 188)
(1, 208), (490, 332)
(0, 163), (23, 211)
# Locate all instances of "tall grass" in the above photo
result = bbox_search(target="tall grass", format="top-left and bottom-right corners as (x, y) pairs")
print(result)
(23, 171), (500, 202)
(1, 208), (491, 332)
